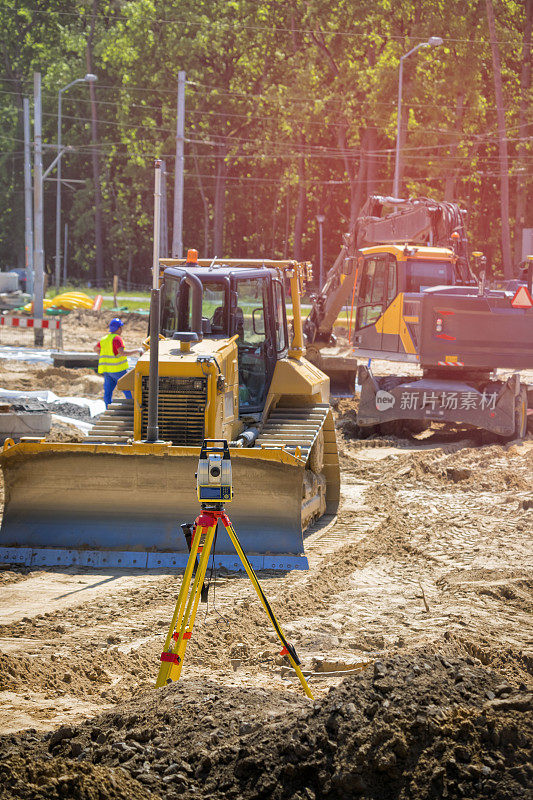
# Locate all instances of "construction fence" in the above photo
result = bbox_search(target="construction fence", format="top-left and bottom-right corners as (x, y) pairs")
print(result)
(0, 316), (63, 350)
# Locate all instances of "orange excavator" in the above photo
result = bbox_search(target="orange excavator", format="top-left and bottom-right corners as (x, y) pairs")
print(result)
(304, 196), (533, 438)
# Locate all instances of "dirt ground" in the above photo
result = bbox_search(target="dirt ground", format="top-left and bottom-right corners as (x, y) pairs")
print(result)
(58, 308), (149, 353)
(0, 311), (531, 799)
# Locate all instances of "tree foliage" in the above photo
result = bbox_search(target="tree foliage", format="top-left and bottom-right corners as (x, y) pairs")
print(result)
(0, 0), (531, 284)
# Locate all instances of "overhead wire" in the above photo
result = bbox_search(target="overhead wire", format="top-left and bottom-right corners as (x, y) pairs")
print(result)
(1, 79), (525, 118)
(37, 107), (532, 156)
(12, 6), (530, 47)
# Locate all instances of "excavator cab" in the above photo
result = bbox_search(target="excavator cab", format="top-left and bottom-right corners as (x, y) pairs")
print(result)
(351, 245), (458, 359)
(303, 195), (474, 388)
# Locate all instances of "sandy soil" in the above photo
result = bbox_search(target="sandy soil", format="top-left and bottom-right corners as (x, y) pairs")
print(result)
(0, 313), (531, 799)
(57, 309), (149, 353)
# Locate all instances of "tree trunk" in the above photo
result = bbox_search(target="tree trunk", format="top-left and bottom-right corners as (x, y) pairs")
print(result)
(514, 0), (533, 263)
(397, 92), (410, 195)
(126, 251), (133, 291)
(284, 186), (290, 256)
(86, 0), (104, 286)
(271, 179), (281, 256)
(444, 95), (465, 201)
(337, 122), (356, 229)
(365, 125), (378, 197)
(293, 136), (306, 260)
(486, 0), (513, 278)
(192, 145), (210, 255)
(350, 140), (366, 230)
(347, 127), (378, 231)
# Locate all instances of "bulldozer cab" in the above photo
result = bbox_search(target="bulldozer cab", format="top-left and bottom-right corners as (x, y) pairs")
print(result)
(160, 266), (289, 413)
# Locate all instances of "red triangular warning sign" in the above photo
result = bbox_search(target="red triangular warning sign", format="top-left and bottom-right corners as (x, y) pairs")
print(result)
(511, 286), (533, 309)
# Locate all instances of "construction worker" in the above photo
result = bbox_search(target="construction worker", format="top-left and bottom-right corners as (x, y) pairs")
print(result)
(94, 318), (142, 407)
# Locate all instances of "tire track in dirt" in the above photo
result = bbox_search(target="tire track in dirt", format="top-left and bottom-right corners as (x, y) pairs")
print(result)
(0, 434), (531, 731)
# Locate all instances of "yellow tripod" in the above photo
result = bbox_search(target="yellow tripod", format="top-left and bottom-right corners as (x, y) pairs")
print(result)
(155, 505), (313, 699)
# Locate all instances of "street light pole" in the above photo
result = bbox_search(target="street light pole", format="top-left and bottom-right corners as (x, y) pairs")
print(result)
(33, 72), (44, 347)
(23, 97), (34, 297)
(55, 73), (97, 290)
(392, 37), (443, 199)
(172, 70), (186, 258)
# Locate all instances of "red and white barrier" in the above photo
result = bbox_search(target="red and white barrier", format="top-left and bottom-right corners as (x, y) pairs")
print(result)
(0, 317), (61, 330)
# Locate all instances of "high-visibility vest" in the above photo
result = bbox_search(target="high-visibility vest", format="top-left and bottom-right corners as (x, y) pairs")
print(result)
(97, 333), (129, 374)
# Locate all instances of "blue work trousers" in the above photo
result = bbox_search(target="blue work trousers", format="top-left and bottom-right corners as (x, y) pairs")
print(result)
(103, 370), (132, 407)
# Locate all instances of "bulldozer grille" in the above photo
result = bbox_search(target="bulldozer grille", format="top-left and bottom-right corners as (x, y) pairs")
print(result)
(140, 376), (207, 445)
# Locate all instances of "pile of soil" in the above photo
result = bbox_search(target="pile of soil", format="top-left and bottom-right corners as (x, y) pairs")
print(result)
(0, 363), (102, 398)
(0, 650), (530, 799)
(60, 310), (148, 351)
(358, 440), (533, 494)
(0, 756), (148, 799)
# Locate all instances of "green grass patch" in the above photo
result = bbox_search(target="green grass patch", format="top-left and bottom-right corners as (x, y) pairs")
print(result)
(46, 285), (151, 313)
(45, 285), (353, 325)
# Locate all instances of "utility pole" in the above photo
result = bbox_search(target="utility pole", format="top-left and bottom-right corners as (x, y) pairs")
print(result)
(160, 160), (168, 258)
(23, 97), (34, 297)
(393, 37), (443, 199)
(55, 74), (97, 290)
(87, 74), (104, 286)
(86, 4), (104, 287)
(55, 87), (63, 291)
(316, 214), (325, 289)
(172, 71), (186, 258)
(146, 159), (162, 443)
(33, 73), (44, 347)
(485, 0), (512, 278)
(63, 223), (68, 284)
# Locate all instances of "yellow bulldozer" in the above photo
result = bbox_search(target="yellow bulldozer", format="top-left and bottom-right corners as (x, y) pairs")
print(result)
(0, 255), (339, 571)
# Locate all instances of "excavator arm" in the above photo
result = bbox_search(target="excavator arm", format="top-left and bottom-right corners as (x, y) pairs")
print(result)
(303, 195), (473, 349)
(356, 195), (473, 283)
(303, 233), (356, 346)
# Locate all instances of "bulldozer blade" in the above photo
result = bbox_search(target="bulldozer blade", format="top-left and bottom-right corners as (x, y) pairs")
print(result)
(0, 443), (308, 570)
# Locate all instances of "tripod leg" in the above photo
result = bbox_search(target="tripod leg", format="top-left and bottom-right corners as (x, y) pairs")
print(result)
(182, 523), (209, 602)
(160, 525), (202, 655)
(156, 518), (217, 687)
(220, 514), (314, 699)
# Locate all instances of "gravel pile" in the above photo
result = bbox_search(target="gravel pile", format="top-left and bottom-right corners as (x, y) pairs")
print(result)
(5, 398), (94, 422)
(0, 650), (530, 799)
(49, 401), (94, 422)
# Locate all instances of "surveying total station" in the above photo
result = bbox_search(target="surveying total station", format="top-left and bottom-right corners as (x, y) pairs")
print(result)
(156, 439), (313, 698)
(196, 439), (233, 503)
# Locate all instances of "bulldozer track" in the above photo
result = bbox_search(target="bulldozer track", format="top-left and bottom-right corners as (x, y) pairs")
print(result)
(85, 398), (134, 443)
(86, 401), (332, 464)
(305, 513), (383, 558)
(256, 403), (330, 462)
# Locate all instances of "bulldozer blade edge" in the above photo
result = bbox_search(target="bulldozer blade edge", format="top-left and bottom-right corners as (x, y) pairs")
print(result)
(0, 443), (310, 570)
